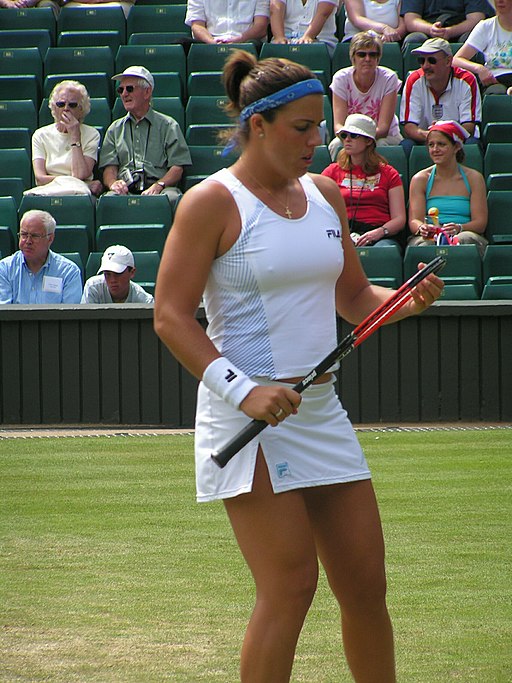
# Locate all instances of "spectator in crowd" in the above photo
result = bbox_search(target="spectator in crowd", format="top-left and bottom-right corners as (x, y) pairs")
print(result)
(453, 0), (512, 94)
(0, 210), (82, 304)
(100, 66), (191, 205)
(408, 120), (488, 254)
(322, 113), (406, 248)
(400, 37), (481, 156)
(81, 245), (154, 304)
(329, 31), (402, 160)
(401, 0), (493, 46)
(25, 80), (102, 198)
(269, 0), (341, 56)
(185, 0), (270, 44)
(342, 0), (406, 43)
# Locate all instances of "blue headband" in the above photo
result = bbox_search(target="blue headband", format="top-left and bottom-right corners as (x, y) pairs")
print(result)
(239, 78), (324, 123)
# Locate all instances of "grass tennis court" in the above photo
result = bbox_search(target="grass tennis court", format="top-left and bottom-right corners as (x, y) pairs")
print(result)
(1, 429), (510, 682)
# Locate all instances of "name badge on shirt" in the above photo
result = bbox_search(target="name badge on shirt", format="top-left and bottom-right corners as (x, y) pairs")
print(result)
(42, 275), (63, 294)
(432, 104), (443, 120)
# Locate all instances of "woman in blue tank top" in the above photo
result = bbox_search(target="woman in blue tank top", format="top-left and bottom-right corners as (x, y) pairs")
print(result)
(408, 120), (488, 255)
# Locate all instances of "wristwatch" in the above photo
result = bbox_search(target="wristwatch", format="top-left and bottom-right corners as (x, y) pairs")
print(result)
(382, 227), (389, 237)
(70, 142), (81, 147)
(157, 181), (165, 188)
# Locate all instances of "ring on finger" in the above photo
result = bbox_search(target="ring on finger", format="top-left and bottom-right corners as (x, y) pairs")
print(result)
(274, 408), (285, 419)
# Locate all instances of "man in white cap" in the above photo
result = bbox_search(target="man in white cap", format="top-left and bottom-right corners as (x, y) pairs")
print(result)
(99, 66), (191, 205)
(400, 37), (481, 156)
(81, 245), (154, 304)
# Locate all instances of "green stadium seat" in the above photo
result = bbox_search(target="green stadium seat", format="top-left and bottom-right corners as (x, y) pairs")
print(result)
(439, 283), (480, 300)
(484, 143), (512, 177)
(357, 244), (403, 288)
(95, 194), (173, 233)
(404, 244), (482, 294)
(482, 245), (512, 287)
(187, 71), (225, 97)
(131, 250), (160, 294)
(0, 8), (56, 43)
(185, 124), (232, 146)
(51, 226), (90, 268)
(95, 224), (167, 255)
(44, 46), (115, 80)
(0, 195), (18, 242)
(0, 148), (31, 188)
(187, 42), (258, 74)
(0, 178), (25, 207)
(481, 282), (512, 299)
(185, 95), (230, 127)
(486, 173), (512, 191)
(0, 47), (43, 86)
(259, 42), (331, 88)
(0, 128), (31, 155)
(378, 145), (408, 191)
(481, 94), (512, 126)
(309, 145), (332, 173)
(126, 5), (190, 39)
(0, 76), (40, 106)
(57, 6), (126, 43)
(482, 122), (512, 145)
(85, 251), (102, 279)
(19, 195), (96, 244)
(0, 29), (51, 58)
(0, 100), (37, 133)
(486, 190), (512, 244)
(182, 145), (238, 190)
(57, 30), (123, 56)
(128, 31), (192, 45)
(0, 226), (15, 258)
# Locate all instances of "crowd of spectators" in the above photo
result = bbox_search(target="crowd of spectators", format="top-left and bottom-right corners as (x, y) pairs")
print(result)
(0, 0), (510, 304)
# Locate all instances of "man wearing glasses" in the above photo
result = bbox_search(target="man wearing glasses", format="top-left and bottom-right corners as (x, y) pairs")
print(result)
(0, 210), (82, 305)
(400, 37), (481, 156)
(99, 66), (191, 205)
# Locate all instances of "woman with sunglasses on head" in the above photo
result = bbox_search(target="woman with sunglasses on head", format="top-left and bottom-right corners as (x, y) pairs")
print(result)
(28, 80), (102, 197)
(329, 31), (402, 160)
(322, 113), (406, 248)
(408, 120), (488, 255)
(154, 48), (443, 683)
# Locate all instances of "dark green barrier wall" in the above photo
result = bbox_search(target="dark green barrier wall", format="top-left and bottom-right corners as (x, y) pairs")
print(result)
(1, 302), (510, 426)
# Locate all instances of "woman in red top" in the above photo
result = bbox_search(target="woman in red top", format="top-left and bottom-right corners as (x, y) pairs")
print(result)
(322, 113), (406, 249)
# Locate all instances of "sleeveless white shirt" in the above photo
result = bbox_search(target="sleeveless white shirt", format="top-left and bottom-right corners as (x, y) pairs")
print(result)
(203, 169), (344, 379)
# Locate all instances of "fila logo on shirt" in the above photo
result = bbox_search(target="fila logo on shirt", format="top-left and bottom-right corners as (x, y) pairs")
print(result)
(225, 369), (238, 383)
(326, 228), (341, 239)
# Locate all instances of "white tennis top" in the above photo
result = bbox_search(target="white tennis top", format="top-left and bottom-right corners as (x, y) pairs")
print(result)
(203, 168), (344, 380)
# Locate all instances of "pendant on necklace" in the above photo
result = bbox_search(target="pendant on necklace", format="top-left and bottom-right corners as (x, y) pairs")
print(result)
(285, 206), (292, 219)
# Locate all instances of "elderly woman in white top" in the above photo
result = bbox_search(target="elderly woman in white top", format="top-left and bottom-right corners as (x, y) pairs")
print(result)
(29, 80), (102, 196)
(342, 0), (406, 43)
(329, 31), (402, 159)
(270, 0), (341, 56)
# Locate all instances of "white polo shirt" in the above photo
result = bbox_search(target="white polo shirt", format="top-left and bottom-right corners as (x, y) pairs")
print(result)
(400, 66), (482, 137)
(185, 0), (270, 40)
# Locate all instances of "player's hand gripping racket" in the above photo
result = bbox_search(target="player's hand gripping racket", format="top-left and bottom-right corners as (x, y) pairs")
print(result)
(211, 256), (446, 469)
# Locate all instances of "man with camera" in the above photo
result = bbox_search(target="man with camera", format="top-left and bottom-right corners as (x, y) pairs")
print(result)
(99, 66), (191, 205)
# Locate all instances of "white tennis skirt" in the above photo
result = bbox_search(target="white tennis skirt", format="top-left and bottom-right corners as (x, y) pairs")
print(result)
(194, 376), (371, 503)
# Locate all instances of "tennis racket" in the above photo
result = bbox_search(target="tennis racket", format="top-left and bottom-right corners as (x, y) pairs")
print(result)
(211, 255), (446, 469)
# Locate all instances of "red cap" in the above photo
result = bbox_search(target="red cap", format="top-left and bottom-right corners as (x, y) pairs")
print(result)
(428, 120), (470, 145)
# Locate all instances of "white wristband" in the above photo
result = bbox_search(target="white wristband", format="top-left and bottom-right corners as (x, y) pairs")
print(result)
(202, 357), (258, 410)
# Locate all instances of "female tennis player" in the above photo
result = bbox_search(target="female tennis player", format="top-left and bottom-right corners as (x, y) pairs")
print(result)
(154, 50), (443, 683)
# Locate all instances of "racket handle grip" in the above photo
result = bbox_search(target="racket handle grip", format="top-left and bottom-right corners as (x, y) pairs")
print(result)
(211, 418), (268, 468)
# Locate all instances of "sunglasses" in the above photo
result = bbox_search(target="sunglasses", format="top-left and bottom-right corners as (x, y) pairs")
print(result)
(117, 85), (136, 94)
(55, 101), (79, 108)
(338, 132), (361, 140)
(418, 56), (439, 65)
(355, 50), (380, 59)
